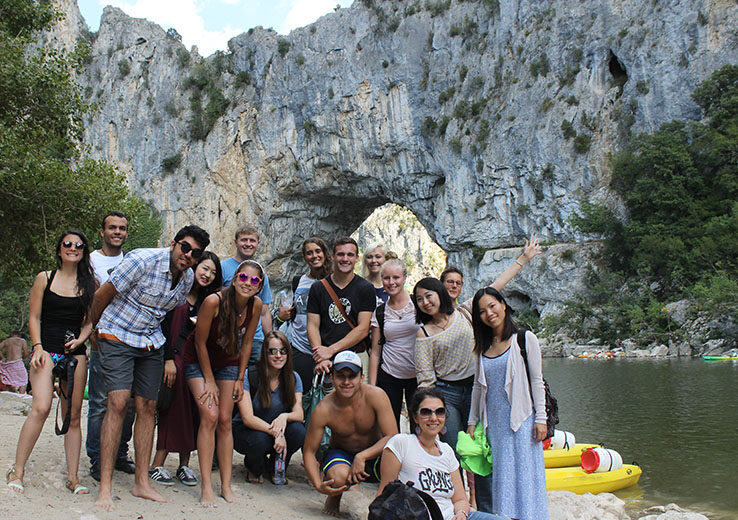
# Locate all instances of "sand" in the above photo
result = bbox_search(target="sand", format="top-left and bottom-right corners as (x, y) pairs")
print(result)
(0, 391), (373, 520)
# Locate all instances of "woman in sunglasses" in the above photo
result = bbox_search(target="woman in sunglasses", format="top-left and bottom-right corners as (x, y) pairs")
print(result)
(378, 388), (507, 520)
(182, 259), (264, 506)
(274, 237), (332, 389)
(467, 288), (548, 520)
(8, 230), (95, 496)
(233, 331), (305, 483)
(150, 251), (222, 486)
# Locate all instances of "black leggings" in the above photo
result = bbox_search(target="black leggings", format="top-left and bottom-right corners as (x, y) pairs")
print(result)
(292, 347), (316, 390)
(376, 367), (417, 432)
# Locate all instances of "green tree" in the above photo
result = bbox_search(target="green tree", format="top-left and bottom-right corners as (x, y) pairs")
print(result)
(0, 0), (161, 281)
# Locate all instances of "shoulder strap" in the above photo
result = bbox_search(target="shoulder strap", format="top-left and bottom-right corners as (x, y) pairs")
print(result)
(457, 305), (472, 324)
(292, 275), (301, 294)
(46, 269), (56, 289)
(517, 329), (533, 398)
(376, 302), (386, 345)
(413, 486), (445, 520)
(320, 278), (357, 329)
(420, 325), (430, 337)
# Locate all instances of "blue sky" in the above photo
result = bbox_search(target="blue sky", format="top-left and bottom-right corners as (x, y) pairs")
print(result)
(78, 0), (354, 56)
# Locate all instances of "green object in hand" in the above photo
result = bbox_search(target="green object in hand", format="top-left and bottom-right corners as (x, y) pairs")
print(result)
(455, 423), (493, 476)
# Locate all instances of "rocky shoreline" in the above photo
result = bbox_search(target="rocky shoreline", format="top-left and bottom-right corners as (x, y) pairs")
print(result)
(540, 335), (737, 360)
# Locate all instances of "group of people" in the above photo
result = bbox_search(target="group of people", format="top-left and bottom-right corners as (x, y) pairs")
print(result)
(4, 210), (550, 520)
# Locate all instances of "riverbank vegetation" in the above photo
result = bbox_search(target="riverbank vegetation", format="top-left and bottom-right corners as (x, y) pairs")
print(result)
(545, 65), (738, 347)
(0, 0), (160, 337)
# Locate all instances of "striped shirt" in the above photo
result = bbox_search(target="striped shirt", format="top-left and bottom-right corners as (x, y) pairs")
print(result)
(98, 247), (193, 349)
(414, 309), (476, 387)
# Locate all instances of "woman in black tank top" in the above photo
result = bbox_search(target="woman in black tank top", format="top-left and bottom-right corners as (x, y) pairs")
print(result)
(7, 230), (96, 496)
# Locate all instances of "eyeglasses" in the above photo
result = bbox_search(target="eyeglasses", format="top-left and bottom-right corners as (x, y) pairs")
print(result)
(176, 240), (203, 259)
(62, 241), (85, 249)
(267, 347), (288, 356)
(418, 407), (446, 418)
(237, 272), (262, 285)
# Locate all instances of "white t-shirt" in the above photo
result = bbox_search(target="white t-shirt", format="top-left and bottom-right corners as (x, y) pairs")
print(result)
(370, 300), (420, 379)
(384, 433), (459, 520)
(90, 250), (125, 285)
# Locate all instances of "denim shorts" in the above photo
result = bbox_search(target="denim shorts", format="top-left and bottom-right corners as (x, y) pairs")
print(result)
(184, 363), (240, 381)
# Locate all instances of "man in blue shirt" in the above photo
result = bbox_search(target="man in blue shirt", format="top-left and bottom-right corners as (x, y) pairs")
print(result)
(90, 225), (210, 511)
(221, 224), (272, 365)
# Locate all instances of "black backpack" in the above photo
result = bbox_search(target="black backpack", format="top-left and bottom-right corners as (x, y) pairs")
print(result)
(517, 329), (559, 440)
(368, 480), (444, 520)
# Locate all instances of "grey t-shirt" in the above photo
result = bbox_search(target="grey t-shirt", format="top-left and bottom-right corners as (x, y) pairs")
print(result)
(289, 274), (315, 354)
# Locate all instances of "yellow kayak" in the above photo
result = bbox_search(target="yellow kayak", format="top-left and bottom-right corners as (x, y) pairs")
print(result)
(544, 443), (599, 468)
(546, 464), (642, 494)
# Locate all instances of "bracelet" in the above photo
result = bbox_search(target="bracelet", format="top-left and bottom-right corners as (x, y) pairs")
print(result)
(32, 342), (42, 349)
(275, 315), (284, 324)
(514, 259), (524, 267)
(455, 511), (468, 519)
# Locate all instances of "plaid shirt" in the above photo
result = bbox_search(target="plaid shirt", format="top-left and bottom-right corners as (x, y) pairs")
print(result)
(98, 247), (193, 349)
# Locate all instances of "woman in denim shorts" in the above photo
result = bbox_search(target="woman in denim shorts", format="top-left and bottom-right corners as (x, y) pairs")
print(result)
(182, 260), (264, 506)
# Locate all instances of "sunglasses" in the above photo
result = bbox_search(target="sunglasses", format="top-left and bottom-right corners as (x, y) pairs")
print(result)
(267, 347), (288, 356)
(62, 240), (85, 250)
(418, 407), (446, 418)
(237, 272), (262, 285)
(176, 240), (203, 259)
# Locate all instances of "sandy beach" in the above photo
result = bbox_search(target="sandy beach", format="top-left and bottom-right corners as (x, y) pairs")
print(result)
(0, 391), (373, 520)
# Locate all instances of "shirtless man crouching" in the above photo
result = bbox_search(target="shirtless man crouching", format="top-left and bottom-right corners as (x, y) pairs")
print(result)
(303, 351), (398, 517)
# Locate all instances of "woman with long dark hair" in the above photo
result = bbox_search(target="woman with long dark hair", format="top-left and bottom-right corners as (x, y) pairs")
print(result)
(233, 331), (306, 483)
(182, 259), (263, 506)
(274, 237), (333, 388)
(7, 230), (95, 495)
(149, 251), (222, 486)
(377, 388), (507, 520)
(467, 288), (548, 520)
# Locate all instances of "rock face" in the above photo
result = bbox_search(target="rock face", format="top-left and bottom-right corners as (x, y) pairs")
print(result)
(548, 490), (628, 520)
(58, 0), (738, 308)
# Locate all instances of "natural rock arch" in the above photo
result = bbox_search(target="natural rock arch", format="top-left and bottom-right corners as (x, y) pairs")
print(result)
(66, 0), (738, 311)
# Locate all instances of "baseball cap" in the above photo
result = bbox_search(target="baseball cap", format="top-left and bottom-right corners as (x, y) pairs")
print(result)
(333, 351), (362, 374)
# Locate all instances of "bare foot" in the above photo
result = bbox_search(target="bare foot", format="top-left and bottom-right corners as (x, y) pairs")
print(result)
(323, 495), (341, 517)
(131, 483), (171, 503)
(95, 492), (115, 511)
(200, 488), (218, 508)
(246, 471), (262, 484)
(220, 485), (238, 503)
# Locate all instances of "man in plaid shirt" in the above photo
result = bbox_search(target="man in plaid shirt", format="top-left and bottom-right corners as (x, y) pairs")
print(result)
(90, 225), (210, 511)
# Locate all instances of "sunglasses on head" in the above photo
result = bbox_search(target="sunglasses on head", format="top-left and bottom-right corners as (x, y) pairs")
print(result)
(267, 347), (288, 356)
(418, 407), (446, 418)
(176, 240), (203, 259)
(62, 240), (85, 250)
(237, 272), (262, 285)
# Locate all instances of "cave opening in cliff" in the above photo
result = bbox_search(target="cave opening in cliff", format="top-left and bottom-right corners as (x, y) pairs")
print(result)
(351, 203), (447, 288)
(608, 50), (628, 93)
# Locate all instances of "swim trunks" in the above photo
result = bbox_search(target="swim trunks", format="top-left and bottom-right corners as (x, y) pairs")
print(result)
(322, 447), (381, 482)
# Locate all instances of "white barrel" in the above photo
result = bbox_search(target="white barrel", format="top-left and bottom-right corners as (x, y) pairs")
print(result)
(550, 430), (576, 450)
(581, 447), (623, 473)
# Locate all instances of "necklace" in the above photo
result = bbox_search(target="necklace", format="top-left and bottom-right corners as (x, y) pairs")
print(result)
(434, 315), (451, 331)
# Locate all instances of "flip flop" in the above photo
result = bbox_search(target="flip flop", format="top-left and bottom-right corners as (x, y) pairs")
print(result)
(66, 479), (89, 495)
(6, 466), (24, 494)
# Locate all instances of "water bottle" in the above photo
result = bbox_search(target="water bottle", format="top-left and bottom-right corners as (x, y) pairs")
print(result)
(273, 451), (287, 485)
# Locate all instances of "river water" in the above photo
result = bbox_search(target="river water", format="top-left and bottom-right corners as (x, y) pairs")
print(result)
(543, 358), (738, 519)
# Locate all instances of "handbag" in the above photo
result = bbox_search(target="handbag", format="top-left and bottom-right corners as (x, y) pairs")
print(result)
(320, 278), (370, 353)
(517, 329), (559, 439)
(302, 372), (331, 460)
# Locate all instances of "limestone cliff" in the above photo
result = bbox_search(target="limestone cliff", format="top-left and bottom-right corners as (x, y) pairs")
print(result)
(57, 0), (738, 312)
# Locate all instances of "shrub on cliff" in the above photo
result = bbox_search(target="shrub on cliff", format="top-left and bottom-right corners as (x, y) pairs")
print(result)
(550, 65), (738, 344)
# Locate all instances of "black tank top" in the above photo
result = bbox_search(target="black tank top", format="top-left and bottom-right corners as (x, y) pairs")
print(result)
(40, 270), (86, 355)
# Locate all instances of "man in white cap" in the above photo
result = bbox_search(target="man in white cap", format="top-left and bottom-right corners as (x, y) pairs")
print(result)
(303, 351), (397, 517)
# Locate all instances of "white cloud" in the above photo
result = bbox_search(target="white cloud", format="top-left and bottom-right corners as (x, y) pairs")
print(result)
(280, 0), (346, 34)
(101, 0), (241, 56)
